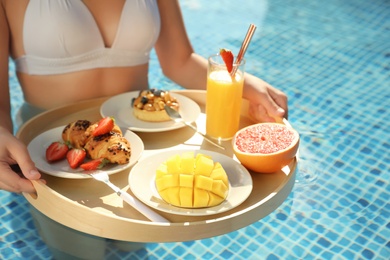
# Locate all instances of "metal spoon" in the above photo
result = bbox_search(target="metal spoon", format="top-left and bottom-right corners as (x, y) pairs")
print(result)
(164, 106), (225, 150)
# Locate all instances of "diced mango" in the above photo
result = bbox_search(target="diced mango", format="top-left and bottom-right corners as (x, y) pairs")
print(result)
(156, 163), (167, 179)
(180, 152), (195, 174)
(195, 175), (213, 191)
(193, 189), (209, 208)
(179, 187), (193, 208)
(180, 174), (194, 188)
(210, 162), (229, 186)
(196, 153), (212, 160)
(212, 180), (228, 198)
(166, 154), (181, 174)
(166, 187), (180, 206)
(194, 155), (214, 176)
(158, 190), (170, 203)
(208, 193), (223, 207)
(155, 174), (178, 191)
(155, 153), (230, 208)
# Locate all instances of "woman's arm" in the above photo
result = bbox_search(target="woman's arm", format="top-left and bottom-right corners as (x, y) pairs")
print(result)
(0, 2), (41, 194)
(155, 0), (207, 90)
(0, 1), (12, 133)
(155, 0), (288, 122)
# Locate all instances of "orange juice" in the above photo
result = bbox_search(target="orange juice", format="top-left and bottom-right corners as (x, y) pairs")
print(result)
(206, 65), (244, 140)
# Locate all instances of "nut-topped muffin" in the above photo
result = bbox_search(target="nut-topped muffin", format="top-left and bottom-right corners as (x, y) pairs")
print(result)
(132, 89), (180, 122)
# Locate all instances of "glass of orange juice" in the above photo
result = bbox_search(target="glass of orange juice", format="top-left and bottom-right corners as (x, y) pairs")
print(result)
(206, 54), (245, 140)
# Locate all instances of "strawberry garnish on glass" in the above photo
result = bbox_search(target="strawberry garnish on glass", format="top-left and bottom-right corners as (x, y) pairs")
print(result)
(219, 48), (234, 73)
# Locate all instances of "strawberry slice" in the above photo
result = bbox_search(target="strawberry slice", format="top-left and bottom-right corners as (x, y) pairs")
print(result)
(80, 158), (110, 171)
(92, 117), (115, 137)
(66, 148), (86, 169)
(219, 48), (234, 73)
(46, 142), (69, 162)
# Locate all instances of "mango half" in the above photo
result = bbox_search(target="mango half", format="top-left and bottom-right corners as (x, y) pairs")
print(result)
(155, 152), (229, 208)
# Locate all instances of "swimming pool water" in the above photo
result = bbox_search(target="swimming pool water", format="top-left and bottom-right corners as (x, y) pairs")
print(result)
(1, 0), (389, 259)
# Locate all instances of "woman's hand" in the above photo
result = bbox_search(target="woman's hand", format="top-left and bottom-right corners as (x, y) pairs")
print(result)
(243, 74), (288, 123)
(0, 128), (42, 194)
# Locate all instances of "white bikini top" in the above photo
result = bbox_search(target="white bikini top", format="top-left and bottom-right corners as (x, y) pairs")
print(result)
(14, 0), (160, 75)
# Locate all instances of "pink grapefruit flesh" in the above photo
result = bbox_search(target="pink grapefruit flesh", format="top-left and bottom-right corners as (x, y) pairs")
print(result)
(233, 123), (299, 173)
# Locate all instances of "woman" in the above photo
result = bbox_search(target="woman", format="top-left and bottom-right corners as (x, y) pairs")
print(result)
(0, 0), (287, 194)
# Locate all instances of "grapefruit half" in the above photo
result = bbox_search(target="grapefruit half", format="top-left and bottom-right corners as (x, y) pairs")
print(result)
(233, 123), (299, 173)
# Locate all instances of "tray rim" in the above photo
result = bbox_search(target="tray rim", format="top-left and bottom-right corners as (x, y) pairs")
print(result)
(17, 89), (296, 242)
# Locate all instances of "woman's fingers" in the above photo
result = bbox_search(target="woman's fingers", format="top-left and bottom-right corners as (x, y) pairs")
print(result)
(6, 138), (41, 181)
(0, 132), (42, 193)
(268, 86), (289, 119)
(243, 75), (288, 123)
(247, 87), (288, 122)
(249, 103), (276, 122)
(0, 163), (37, 193)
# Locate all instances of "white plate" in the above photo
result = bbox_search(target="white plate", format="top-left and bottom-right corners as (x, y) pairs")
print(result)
(100, 91), (201, 132)
(28, 126), (144, 179)
(128, 149), (253, 216)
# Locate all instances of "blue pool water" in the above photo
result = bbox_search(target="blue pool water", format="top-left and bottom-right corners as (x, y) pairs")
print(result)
(2, 0), (390, 259)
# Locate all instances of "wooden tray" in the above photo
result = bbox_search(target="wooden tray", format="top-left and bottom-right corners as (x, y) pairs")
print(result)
(17, 90), (296, 242)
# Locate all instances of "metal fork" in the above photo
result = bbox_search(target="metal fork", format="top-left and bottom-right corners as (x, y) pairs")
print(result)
(89, 171), (169, 223)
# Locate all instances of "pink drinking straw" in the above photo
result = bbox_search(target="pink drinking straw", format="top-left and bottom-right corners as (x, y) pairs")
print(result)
(231, 24), (257, 77)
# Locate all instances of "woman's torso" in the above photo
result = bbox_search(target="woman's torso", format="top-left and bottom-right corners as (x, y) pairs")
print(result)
(4, 0), (160, 109)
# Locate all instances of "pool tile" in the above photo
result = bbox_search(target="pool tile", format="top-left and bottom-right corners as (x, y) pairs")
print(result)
(3, 0), (390, 259)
